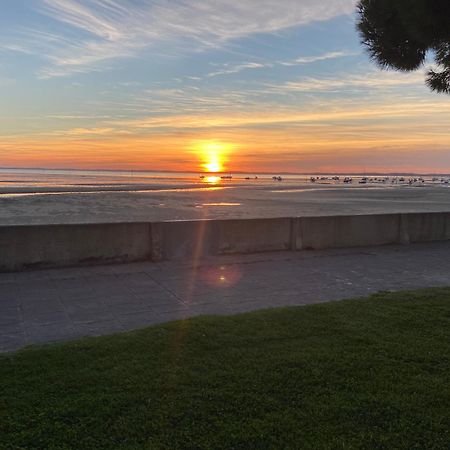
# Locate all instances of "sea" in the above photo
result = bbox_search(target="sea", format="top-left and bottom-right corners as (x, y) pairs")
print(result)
(0, 167), (446, 194)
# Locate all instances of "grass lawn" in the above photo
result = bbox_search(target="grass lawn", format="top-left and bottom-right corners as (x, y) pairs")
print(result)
(1, 288), (450, 449)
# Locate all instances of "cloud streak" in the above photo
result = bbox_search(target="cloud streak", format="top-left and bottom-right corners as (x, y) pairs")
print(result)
(280, 50), (359, 66)
(207, 62), (266, 78)
(202, 50), (358, 79)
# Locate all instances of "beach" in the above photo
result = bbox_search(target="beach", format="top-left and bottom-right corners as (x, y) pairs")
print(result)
(1, 169), (450, 225)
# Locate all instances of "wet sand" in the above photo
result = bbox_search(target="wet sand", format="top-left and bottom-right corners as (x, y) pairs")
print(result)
(1, 180), (450, 225)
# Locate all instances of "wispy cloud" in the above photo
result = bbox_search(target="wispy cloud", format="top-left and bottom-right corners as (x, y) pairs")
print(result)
(202, 51), (357, 79)
(47, 127), (132, 137)
(5, 0), (357, 77)
(271, 71), (426, 93)
(280, 50), (359, 66)
(207, 62), (266, 77)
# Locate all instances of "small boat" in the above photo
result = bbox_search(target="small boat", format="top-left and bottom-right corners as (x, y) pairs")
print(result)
(359, 177), (368, 184)
(344, 177), (352, 183)
(221, 174), (232, 179)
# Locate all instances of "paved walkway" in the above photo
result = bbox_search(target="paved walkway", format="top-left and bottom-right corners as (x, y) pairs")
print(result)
(2, 242), (450, 352)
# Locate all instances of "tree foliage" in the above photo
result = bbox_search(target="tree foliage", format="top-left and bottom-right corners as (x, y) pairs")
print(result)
(357, 0), (450, 93)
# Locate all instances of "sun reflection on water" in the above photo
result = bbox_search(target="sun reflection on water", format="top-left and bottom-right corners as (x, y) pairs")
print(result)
(202, 176), (221, 184)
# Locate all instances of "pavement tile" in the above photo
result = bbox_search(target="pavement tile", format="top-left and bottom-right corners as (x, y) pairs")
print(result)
(0, 273), (16, 284)
(20, 297), (62, 309)
(116, 272), (154, 283)
(44, 267), (90, 280)
(61, 296), (105, 307)
(107, 301), (153, 314)
(0, 322), (24, 334)
(64, 301), (110, 317)
(14, 271), (50, 283)
(0, 333), (27, 352)
(136, 290), (181, 303)
(134, 291), (181, 305)
(74, 320), (125, 336)
(59, 292), (100, 304)
(70, 310), (116, 324)
(116, 311), (162, 329)
(111, 262), (159, 274)
(155, 310), (192, 322)
(0, 282), (19, 293)
(147, 303), (189, 315)
(53, 279), (95, 291)
(0, 300), (21, 313)
(97, 295), (139, 307)
(22, 311), (69, 326)
(92, 285), (132, 297)
(17, 281), (56, 294)
(128, 283), (171, 295)
(0, 311), (22, 326)
(190, 303), (234, 316)
(24, 322), (77, 343)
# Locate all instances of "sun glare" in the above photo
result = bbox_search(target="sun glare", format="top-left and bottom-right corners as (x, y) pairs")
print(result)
(205, 160), (221, 172)
(196, 141), (232, 173)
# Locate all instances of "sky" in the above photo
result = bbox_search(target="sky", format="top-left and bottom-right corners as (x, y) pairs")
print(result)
(0, 0), (449, 174)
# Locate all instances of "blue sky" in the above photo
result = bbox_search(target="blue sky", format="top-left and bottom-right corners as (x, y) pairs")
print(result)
(0, 0), (449, 173)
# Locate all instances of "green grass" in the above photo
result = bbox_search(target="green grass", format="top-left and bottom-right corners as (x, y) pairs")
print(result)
(1, 289), (450, 450)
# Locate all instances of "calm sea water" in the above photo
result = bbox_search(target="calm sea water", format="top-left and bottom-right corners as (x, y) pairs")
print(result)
(0, 168), (201, 189)
(0, 167), (441, 193)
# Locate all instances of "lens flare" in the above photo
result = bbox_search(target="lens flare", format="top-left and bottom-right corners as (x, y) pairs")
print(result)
(200, 264), (242, 289)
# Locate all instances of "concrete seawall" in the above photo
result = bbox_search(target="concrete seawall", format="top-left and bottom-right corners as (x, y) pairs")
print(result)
(1, 212), (450, 271)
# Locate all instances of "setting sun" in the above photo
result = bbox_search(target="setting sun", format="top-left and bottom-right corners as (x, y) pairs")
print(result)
(195, 141), (232, 173)
(205, 160), (221, 173)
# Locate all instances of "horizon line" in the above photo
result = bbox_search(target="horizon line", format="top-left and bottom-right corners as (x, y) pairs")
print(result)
(1, 166), (450, 177)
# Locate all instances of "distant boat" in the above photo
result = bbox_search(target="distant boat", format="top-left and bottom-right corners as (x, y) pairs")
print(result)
(272, 176), (283, 181)
(221, 174), (232, 179)
(359, 177), (368, 184)
(344, 177), (352, 183)
(199, 175), (205, 179)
